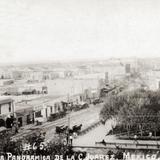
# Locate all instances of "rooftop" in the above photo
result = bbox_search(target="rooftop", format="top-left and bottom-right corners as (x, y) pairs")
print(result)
(0, 98), (13, 105)
(15, 95), (65, 110)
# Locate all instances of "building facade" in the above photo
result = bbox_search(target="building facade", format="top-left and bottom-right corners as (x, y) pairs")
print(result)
(0, 98), (15, 128)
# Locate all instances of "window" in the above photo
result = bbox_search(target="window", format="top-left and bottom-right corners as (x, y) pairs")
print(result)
(9, 103), (11, 112)
(35, 111), (42, 117)
(50, 106), (53, 113)
(45, 108), (47, 117)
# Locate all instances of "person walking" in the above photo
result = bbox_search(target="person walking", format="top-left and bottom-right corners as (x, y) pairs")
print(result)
(73, 132), (77, 138)
(149, 132), (152, 138)
(134, 134), (138, 146)
(69, 135), (73, 146)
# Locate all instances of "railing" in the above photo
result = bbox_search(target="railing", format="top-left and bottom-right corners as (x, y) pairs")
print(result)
(95, 142), (160, 150)
(78, 121), (101, 136)
(73, 142), (160, 150)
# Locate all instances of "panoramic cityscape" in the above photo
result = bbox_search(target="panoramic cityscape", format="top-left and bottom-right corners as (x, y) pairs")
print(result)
(0, 58), (160, 159)
(1, 0), (160, 159)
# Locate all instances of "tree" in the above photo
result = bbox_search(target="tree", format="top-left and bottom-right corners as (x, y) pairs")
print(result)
(100, 89), (160, 137)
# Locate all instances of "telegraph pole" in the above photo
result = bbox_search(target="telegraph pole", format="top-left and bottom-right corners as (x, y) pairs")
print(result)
(67, 93), (70, 129)
(66, 93), (71, 145)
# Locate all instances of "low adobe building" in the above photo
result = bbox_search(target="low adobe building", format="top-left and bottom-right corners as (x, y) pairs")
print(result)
(0, 98), (15, 128)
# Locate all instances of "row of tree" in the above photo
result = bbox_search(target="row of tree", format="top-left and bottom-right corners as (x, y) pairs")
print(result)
(100, 89), (160, 137)
(0, 130), (86, 160)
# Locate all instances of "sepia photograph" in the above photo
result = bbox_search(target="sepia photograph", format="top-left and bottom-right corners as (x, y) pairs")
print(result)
(0, 0), (160, 159)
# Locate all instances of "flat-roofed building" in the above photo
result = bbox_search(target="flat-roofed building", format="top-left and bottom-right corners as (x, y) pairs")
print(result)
(105, 72), (109, 84)
(125, 64), (131, 74)
(0, 98), (15, 128)
(15, 103), (34, 127)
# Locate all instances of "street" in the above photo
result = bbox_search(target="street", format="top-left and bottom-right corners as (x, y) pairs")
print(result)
(12, 103), (103, 142)
(73, 119), (114, 146)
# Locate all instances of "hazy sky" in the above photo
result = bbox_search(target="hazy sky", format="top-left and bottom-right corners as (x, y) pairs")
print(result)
(0, 0), (160, 63)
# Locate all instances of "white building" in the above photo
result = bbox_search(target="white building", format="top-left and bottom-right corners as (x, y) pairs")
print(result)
(0, 98), (15, 127)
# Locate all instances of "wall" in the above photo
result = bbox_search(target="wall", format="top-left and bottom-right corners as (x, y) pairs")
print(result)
(0, 102), (13, 116)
